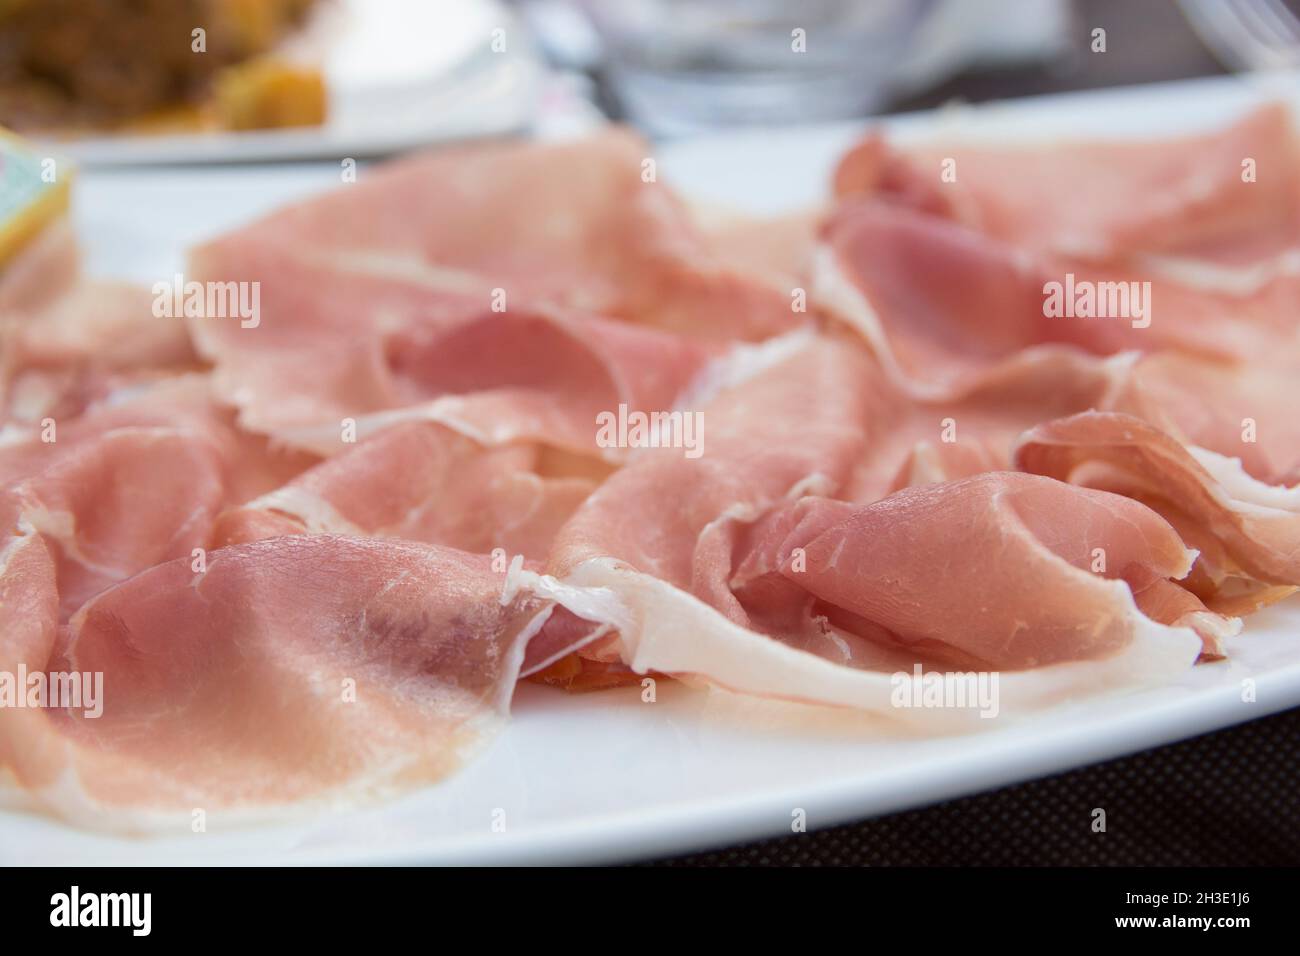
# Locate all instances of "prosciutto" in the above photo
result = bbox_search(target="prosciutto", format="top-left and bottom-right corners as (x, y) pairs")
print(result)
(817, 199), (1292, 398)
(1114, 352), (1300, 488)
(0, 376), (311, 618)
(538, 333), (1207, 713)
(2, 107), (1298, 832)
(1014, 411), (1300, 615)
(187, 131), (788, 450)
(4, 534), (603, 827)
(832, 103), (1300, 263)
(194, 130), (795, 340)
(188, 300), (715, 458)
(1, 228), (197, 424)
(212, 421), (593, 560)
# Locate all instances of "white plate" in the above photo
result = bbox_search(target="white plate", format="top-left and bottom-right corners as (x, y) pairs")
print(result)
(4, 73), (1300, 865)
(33, 0), (541, 166)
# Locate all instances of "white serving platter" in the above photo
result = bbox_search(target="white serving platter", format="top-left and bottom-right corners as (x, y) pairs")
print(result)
(3, 72), (1299, 865)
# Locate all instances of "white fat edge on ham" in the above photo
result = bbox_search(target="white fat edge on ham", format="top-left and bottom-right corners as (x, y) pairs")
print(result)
(1018, 431), (1300, 520)
(10, 505), (125, 581)
(0, 517), (41, 580)
(1188, 446), (1300, 508)
(1140, 248), (1300, 297)
(510, 557), (1203, 731)
(266, 397), (532, 458)
(498, 554), (618, 678)
(1180, 609), (1244, 645)
(296, 247), (490, 297)
(0, 423), (34, 448)
(238, 485), (366, 535)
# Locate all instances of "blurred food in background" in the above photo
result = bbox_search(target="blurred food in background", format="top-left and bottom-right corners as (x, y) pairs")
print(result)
(0, 0), (326, 134)
(0, 0), (540, 164)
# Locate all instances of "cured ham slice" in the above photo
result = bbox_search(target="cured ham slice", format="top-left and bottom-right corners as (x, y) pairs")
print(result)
(187, 131), (793, 447)
(4, 107), (1298, 831)
(535, 330), (871, 680)
(1014, 411), (1300, 615)
(1, 231), (197, 424)
(1114, 352), (1300, 487)
(695, 207), (821, 300)
(188, 299), (714, 458)
(0, 531), (60, 802)
(833, 103), (1300, 263)
(2, 534), (603, 827)
(213, 421), (594, 560)
(0, 376), (312, 617)
(1131, 578), (1238, 660)
(844, 346), (1131, 503)
(746, 473), (1206, 666)
(193, 130), (793, 341)
(1, 292), (197, 426)
(539, 333), (1204, 720)
(817, 200), (1287, 398)
(3, 282), (194, 381)
(549, 331), (872, 620)
(545, 498), (1201, 730)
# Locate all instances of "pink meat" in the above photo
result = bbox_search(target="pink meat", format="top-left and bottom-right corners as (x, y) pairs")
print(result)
(2, 535), (600, 824)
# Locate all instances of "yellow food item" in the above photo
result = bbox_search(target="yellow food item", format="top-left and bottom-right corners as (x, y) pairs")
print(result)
(214, 58), (327, 131)
(0, 127), (71, 267)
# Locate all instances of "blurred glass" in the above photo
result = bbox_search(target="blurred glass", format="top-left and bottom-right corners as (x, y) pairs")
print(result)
(1178, 0), (1300, 71)
(576, 0), (936, 135)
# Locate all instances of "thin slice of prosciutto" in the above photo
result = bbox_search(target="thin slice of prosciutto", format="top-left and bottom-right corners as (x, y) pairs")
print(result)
(537, 333), (1204, 724)
(0, 376), (313, 619)
(1, 534), (603, 829)
(213, 421), (594, 560)
(1, 109), (1296, 832)
(1014, 411), (1300, 614)
(832, 102), (1300, 263)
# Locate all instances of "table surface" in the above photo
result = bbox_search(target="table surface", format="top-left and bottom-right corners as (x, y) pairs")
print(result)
(892, 0), (1227, 113)
(655, 706), (1300, 865)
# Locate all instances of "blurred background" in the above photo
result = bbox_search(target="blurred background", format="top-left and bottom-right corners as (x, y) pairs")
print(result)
(0, 0), (1295, 158)
(521, 0), (1300, 135)
(522, 0), (1237, 135)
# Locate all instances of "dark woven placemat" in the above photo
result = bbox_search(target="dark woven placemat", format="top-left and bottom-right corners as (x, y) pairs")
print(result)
(651, 707), (1300, 866)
